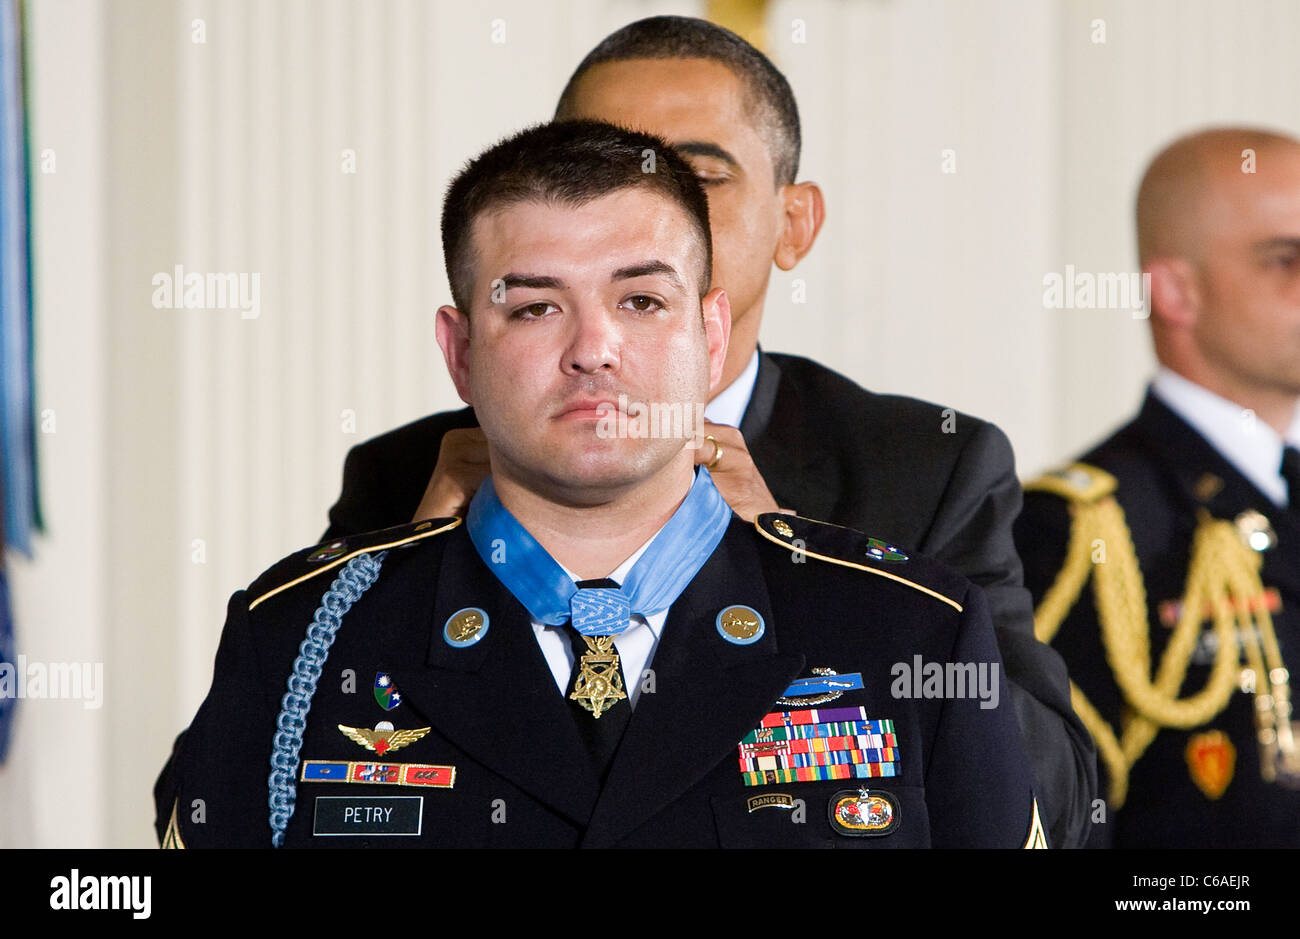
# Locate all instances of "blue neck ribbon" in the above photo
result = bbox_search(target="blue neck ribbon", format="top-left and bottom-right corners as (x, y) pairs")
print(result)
(466, 468), (733, 636)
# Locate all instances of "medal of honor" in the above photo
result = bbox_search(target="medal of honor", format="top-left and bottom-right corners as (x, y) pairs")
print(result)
(569, 635), (627, 718)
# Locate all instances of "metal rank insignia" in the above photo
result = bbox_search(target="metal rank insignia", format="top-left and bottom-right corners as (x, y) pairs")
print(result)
(828, 788), (900, 836)
(737, 707), (899, 786)
(374, 672), (402, 711)
(338, 721), (431, 756)
(308, 539), (348, 562)
(570, 635), (627, 718)
(301, 760), (455, 789)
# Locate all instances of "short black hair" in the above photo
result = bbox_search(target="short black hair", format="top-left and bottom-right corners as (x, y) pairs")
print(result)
(441, 120), (712, 314)
(554, 15), (801, 187)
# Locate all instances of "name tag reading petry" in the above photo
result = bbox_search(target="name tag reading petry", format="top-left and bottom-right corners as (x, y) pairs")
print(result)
(313, 796), (424, 836)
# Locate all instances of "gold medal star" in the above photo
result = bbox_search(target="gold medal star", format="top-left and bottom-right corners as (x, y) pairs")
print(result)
(569, 636), (627, 719)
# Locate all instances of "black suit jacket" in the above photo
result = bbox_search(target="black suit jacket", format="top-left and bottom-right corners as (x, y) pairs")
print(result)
(156, 514), (1039, 848)
(1016, 391), (1300, 846)
(324, 351), (1095, 847)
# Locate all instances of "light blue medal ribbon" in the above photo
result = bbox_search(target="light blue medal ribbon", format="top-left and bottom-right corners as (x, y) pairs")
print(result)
(466, 468), (733, 636)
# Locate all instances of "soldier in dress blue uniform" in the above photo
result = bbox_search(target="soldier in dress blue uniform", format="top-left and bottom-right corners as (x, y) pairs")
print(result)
(321, 14), (1095, 849)
(1016, 127), (1300, 847)
(156, 120), (1045, 849)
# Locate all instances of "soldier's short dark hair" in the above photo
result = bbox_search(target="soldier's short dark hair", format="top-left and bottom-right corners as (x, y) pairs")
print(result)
(441, 120), (712, 314)
(554, 16), (802, 187)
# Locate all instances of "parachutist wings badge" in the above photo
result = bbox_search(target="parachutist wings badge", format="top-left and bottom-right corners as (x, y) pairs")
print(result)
(337, 721), (430, 756)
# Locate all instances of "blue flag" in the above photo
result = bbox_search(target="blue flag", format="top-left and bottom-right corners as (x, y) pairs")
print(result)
(0, 569), (12, 762)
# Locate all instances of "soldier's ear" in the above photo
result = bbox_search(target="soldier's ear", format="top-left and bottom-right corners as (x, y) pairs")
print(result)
(773, 181), (826, 271)
(435, 305), (474, 406)
(701, 287), (731, 394)
(1145, 257), (1200, 328)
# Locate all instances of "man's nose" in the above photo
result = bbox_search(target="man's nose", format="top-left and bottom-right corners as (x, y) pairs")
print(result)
(563, 306), (620, 375)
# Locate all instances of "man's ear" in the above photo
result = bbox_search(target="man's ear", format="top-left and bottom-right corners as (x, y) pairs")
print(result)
(435, 305), (474, 405)
(1145, 257), (1200, 329)
(773, 181), (826, 271)
(702, 287), (732, 394)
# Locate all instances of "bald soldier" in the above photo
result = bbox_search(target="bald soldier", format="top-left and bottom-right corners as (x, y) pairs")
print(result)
(1016, 127), (1300, 847)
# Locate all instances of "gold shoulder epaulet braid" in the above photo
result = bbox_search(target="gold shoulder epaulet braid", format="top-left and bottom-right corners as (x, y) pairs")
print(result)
(1028, 464), (1261, 806)
(1024, 462), (1118, 505)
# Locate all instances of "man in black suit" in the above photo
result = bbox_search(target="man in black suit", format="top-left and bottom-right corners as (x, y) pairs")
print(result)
(323, 16), (1094, 847)
(157, 121), (1042, 848)
(1016, 127), (1300, 846)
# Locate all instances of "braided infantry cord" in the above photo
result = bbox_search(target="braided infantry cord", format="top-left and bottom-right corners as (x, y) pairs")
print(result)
(267, 551), (388, 847)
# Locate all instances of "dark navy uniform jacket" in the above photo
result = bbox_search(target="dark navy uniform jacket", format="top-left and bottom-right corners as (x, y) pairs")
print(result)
(1016, 392), (1300, 847)
(321, 350), (1094, 848)
(156, 512), (1042, 848)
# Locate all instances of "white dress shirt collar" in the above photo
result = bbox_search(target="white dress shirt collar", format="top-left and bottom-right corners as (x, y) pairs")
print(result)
(705, 348), (761, 429)
(531, 527), (667, 708)
(1151, 367), (1300, 507)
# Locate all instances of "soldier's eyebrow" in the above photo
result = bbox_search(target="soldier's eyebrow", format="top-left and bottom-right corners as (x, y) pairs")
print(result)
(500, 273), (566, 290)
(673, 141), (741, 169)
(611, 261), (684, 289)
(1252, 237), (1300, 253)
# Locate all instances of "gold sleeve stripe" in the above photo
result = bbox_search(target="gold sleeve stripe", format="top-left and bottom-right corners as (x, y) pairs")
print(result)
(753, 519), (963, 613)
(1023, 798), (1048, 849)
(161, 799), (186, 850)
(248, 518), (462, 612)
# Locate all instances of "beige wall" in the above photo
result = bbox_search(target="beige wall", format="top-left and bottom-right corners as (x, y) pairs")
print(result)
(3, 0), (1298, 846)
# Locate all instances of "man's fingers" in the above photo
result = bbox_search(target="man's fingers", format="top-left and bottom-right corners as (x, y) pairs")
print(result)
(440, 427), (491, 465)
(695, 434), (726, 469)
(694, 420), (752, 469)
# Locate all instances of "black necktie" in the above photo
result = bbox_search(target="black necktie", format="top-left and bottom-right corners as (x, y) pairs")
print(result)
(1282, 446), (1300, 510)
(565, 579), (631, 783)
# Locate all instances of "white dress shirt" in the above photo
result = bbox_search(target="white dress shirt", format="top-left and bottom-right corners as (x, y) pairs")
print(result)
(1151, 367), (1300, 507)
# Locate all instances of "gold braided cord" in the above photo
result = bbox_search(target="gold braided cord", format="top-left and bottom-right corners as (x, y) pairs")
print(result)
(1097, 508), (1240, 729)
(1067, 679), (1130, 806)
(1032, 502), (1096, 646)
(1030, 489), (1269, 806)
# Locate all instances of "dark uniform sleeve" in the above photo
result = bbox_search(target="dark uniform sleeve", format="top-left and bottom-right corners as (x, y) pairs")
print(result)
(324, 438), (397, 541)
(922, 421), (1098, 848)
(1015, 486), (1119, 847)
(323, 411), (479, 541)
(154, 590), (279, 848)
(923, 583), (1041, 847)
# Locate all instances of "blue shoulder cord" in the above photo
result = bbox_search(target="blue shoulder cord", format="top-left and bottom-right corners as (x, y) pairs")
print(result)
(267, 550), (388, 847)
